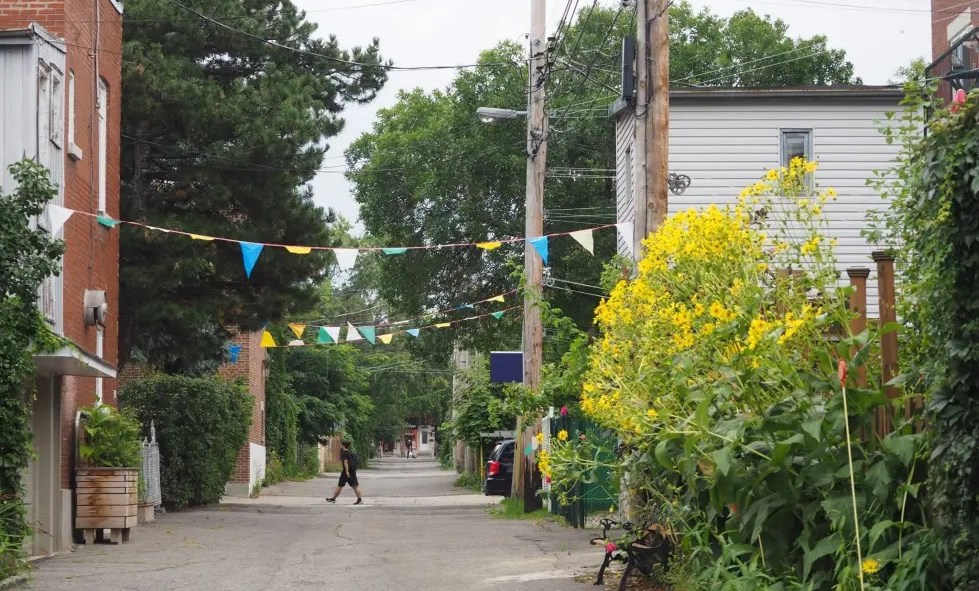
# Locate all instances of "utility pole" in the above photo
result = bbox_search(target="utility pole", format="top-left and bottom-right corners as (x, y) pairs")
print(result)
(646, 0), (670, 233)
(632, 0), (649, 260)
(512, 0), (548, 505)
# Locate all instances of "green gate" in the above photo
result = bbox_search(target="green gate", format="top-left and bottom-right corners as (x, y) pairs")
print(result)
(548, 416), (618, 528)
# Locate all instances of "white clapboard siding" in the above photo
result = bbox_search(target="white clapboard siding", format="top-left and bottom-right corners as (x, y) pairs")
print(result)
(614, 89), (904, 318)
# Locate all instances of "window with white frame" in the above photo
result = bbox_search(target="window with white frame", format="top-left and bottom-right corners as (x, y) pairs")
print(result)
(780, 129), (812, 169)
(67, 70), (82, 159)
(97, 78), (108, 214)
(50, 70), (63, 148)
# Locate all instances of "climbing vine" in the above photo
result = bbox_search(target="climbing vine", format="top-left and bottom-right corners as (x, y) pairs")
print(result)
(0, 160), (65, 578)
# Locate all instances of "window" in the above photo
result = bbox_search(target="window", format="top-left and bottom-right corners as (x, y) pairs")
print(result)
(421, 430), (429, 445)
(50, 71), (63, 148)
(97, 79), (108, 214)
(37, 65), (51, 165)
(780, 129), (812, 169)
(67, 71), (82, 160)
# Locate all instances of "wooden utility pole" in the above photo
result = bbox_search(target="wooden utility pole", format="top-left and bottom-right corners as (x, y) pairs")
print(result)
(632, 0), (649, 260)
(646, 0), (670, 233)
(512, 0), (548, 504)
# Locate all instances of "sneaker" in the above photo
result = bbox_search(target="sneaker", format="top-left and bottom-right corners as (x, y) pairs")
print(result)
(325, 497), (336, 503)
(353, 498), (363, 505)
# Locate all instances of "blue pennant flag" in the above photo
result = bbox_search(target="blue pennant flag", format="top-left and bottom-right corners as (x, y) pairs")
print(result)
(406, 328), (420, 338)
(529, 236), (549, 265)
(359, 326), (377, 345)
(227, 344), (242, 364)
(240, 242), (264, 278)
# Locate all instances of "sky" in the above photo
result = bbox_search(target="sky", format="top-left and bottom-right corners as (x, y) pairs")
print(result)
(293, 0), (932, 236)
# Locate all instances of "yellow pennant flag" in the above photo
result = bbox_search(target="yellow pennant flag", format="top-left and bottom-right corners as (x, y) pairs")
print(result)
(285, 245), (312, 255)
(487, 295), (506, 303)
(288, 323), (306, 339)
(434, 322), (451, 328)
(260, 331), (276, 348)
(476, 241), (502, 251)
(189, 233), (215, 241)
(378, 334), (394, 345)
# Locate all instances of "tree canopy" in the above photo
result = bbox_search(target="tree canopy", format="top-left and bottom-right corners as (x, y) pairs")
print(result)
(346, 3), (857, 346)
(120, 0), (388, 373)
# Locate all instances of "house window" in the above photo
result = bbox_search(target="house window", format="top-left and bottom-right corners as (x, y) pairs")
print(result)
(38, 65), (51, 166)
(780, 129), (812, 168)
(97, 79), (108, 214)
(421, 430), (429, 445)
(67, 71), (83, 160)
(50, 71), (63, 148)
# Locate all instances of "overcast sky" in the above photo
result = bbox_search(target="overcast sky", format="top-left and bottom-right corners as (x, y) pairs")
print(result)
(293, 0), (932, 235)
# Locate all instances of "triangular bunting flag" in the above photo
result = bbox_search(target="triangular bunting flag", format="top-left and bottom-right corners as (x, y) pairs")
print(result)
(529, 236), (549, 265)
(359, 326), (377, 345)
(240, 242), (264, 278)
(487, 295), (505, 303)
(346, 322), (364, 342)
(378, 334), (394, 345)
(227, 344), (242, 364)
(288, 323), (306, 339)
(45, 204), (74, 234)
(570, 229), (594, 255)
(617, 222), (635, 258)
(491, 311), (505, 320)
(382, 247), (408, 255)
(286, 246), (312, 255)
(326, 326), (341, 343)
(190, 233), (215, 241)
(406, 329), (420, 338)
(147, 226), (172, 233)
(288, 339), (305, 347)
(260, 331), (276, 348)
(96, 216), (119, 228)
(333, 248), (359, 272)
(434, 322), (451, 328)
(476, 241), (502, 251)
(317, 327), (333, 344)
(458, 304), (475, 311)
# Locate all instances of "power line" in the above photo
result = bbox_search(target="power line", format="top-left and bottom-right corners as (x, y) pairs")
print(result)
(163, 0), (523, 72)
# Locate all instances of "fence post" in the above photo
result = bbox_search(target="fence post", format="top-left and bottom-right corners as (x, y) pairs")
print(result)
(846, 267), (871, 388)
(873, 251), (899, 435)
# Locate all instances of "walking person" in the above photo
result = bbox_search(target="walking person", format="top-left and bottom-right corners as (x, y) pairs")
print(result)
(405, 437), (415, 459)
(326, 441), (363, 505)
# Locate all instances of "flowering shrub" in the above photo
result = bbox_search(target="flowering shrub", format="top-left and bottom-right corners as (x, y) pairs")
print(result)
(548, 162), (942, 590)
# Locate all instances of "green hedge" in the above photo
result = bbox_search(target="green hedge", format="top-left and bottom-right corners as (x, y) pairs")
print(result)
(120, 375), (251, 508)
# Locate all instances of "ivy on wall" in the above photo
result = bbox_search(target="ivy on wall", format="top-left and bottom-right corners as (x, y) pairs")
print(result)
(0, 160), (65, 578)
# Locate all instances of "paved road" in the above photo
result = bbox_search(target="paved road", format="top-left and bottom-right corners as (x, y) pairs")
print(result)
(27, 457), (602, 590)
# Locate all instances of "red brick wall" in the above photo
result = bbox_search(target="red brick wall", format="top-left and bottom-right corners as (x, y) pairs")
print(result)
(933, 1), (979, 61)
(217, 328), (267, 484)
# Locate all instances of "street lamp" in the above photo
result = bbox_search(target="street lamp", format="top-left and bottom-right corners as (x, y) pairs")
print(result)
(476, 107), (528, 124)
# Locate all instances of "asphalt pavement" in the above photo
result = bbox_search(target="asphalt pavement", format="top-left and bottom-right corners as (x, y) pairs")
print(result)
(26, 457), (603, 591)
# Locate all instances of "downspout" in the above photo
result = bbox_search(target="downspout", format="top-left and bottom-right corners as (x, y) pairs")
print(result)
(71, 409), (91, 543)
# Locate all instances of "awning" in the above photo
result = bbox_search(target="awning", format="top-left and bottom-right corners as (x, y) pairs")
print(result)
(33, 346), (117, 379)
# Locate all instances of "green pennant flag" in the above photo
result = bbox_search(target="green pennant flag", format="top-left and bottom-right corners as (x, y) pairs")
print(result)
(97, 216), (120, 228)
(317, 327), (333, 344)
(491, 311), (505, 320)
(382, 247), (408, 255)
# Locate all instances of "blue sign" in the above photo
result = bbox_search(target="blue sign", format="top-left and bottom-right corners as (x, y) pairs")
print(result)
(490, 351), (523, 383)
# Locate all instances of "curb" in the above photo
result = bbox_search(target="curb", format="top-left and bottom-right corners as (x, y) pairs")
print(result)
(0, 575), (29, 590)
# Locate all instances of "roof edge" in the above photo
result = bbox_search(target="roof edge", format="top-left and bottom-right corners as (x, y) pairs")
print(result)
(0, 23), (65, 52)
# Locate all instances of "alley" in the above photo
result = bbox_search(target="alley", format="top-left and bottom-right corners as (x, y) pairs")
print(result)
(26, 459), (600, 591)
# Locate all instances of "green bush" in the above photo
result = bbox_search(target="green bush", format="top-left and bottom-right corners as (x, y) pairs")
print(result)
(120, 375), (251, 508)
(296, 444), (319, 478)
(263, 451), (286, 487)
(78, 405), (142, 468)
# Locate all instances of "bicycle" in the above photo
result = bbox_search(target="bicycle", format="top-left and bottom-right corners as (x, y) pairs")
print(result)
(589, 517), (673, 589)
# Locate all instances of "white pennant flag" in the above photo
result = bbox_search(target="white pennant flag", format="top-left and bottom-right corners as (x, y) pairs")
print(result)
(45, 204), (74, 234)
(617, 222), (635, 259)
(346, 322), (364, 342)
(333, 248), (359, 272)
(325, 326), (341, 344)
(569, 229), (594, 255)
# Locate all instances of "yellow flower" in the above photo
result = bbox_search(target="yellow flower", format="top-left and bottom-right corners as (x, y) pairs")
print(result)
(646, 408), (659, 420)
(765, 169), (779, 181)
(811, 205), (822, 215)
(746, 316), (774, 350)
(861, 558), (881, 575)
(535, 432), (544, 444)
(557, 429), (569, 442)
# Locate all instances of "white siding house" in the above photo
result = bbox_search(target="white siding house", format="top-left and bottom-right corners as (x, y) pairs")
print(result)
(612, 86), (904, 317)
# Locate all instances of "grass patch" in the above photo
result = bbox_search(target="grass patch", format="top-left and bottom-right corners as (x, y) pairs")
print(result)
(454, 471), (483, 492)
(489, 497), (553, 521)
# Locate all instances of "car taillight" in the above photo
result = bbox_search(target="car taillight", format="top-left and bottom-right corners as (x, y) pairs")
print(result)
(487, 460), (500, 476)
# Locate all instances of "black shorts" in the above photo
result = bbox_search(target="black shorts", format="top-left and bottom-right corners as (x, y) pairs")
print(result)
(338, 472), (359, 487)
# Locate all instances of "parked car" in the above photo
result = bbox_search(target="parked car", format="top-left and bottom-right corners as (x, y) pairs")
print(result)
(483, 439), (515, 497)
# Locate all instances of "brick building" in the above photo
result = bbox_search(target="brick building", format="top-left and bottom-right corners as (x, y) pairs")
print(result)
(1, 0), (123, 558)
(218, 329), (268, 498)
(930, 1), (979, 100)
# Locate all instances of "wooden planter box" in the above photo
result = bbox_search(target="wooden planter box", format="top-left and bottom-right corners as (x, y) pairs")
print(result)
(137, 502), (155, 524)
(75, 467), (138, 544)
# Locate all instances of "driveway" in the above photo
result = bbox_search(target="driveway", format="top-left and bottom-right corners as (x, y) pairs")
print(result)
(26, 457), (603, 590)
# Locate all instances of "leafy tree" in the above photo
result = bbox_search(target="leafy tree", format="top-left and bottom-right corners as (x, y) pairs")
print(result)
(120, 0), (387, 373)
(285, 346), (371, 445)
(347, 3), (856, 347)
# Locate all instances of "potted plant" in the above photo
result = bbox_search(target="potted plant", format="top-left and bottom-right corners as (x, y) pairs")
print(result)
(75, 405), (142, 544)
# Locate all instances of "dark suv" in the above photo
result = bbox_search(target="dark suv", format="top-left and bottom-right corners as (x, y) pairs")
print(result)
(483, 439), (515, 496)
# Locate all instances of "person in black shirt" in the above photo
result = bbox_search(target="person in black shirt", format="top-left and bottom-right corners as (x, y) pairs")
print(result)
(326, 441), (363, 505)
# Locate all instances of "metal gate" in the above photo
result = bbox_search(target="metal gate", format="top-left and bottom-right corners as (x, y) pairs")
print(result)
(547, 415), (617, 528)
(140, 421), (162, 507)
